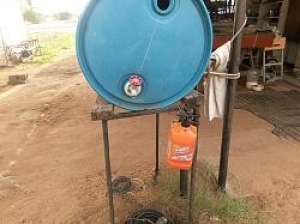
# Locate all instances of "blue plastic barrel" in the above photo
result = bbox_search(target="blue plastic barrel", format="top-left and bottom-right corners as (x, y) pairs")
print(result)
(76, 0), (213, 110)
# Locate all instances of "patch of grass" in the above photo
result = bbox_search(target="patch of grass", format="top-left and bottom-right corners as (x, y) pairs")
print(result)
(153, 163), (269, 224)
(32, 33), (75, 65)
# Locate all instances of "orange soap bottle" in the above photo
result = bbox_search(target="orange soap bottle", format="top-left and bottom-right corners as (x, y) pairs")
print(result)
(167, 121), (197, 170)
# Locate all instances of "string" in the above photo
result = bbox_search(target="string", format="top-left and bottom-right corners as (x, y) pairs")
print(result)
(138, 22), (159, 73)
(230, 13), (248, 43)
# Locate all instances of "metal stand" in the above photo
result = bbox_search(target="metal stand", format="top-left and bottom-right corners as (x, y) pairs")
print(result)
(91, 91), (201, 224)
(218, 0), (246, 191)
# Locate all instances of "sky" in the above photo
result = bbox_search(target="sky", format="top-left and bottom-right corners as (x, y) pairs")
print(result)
(29, 0), (90, 15)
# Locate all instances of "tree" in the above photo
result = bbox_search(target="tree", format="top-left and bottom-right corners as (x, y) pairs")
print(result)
(23, 9), (42, 24)
(54, 11), (73, 21)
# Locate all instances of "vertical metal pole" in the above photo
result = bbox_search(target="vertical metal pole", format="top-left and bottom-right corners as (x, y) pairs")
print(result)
(281, 49), (284, 78)
(154, 113), (160, 182)
(188, 106), (200, 224)
(218, 0), (246, 190)
(263, 50), (266, 83)
(102, 120), (115, 224)
(180, 170), (188, 197)
(179, 117), (189, 197)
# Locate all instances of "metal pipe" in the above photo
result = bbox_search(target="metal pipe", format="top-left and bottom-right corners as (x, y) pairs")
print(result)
(102, 120), (115, 224)
(154, 113), (160, 183)
(218, 0), (246, 190)
(263, 50), (266, 83)
(188, 106), (200, 224)
(180, 170), (188, 197)
(179, 116), (190, 197)
(187, 132), (199, 224)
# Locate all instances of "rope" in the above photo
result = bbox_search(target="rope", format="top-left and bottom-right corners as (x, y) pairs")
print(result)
(206, 71), (240, 80)
(207, 14), (247, 80)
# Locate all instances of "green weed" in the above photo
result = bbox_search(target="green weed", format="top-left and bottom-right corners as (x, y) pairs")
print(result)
(153, 163), (269, 224)
(32, 33), (75, 65)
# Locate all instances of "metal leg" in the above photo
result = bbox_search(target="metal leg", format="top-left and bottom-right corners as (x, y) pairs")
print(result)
(250, 50), (255, 69)
(188, 107), (200, 224)
(188, 131), (199, 224)
(102, 120), (115, 224)
(154, 113), (160, 183)
(180, 170), (188, 197)
(281, 49), (284, 78)
(263, 50), (266, 83)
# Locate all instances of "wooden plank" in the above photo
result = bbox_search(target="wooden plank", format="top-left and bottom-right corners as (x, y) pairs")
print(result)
(90, 91), (201, 121)
(91, 96), (114, 121)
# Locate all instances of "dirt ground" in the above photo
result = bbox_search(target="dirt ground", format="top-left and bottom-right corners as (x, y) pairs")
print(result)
(0, 55), (299, 223)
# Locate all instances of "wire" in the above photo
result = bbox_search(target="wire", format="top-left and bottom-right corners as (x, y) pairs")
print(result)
(230, 14), (248, 43)
(112, 176), (132, 194)
(138, 22), (159, 73)
(131, 178), (146, 192)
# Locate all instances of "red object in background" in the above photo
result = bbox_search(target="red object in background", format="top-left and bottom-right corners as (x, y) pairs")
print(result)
(214, 34), (274, 50)
(167, 121), (197, 170)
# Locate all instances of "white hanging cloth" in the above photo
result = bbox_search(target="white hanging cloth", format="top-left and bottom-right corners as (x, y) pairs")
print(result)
(204, 41), (232, 121)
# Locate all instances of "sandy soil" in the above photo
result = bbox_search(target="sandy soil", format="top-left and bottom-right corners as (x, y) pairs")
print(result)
(0, 56), (299, 223)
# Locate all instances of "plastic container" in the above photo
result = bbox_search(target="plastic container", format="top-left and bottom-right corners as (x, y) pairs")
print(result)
(167, 121), (197, 170)
(76, 0), (213, 110)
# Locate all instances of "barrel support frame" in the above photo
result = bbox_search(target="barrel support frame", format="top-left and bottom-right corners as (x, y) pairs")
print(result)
(91, 91), (201, 224)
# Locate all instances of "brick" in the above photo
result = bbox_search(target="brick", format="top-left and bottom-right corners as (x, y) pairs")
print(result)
(8, 74), (29, 85)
